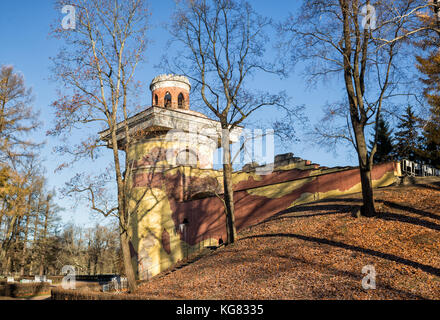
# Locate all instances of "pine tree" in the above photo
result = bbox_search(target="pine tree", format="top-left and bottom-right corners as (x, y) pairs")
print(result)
(394, 106), (420, 162)
(414, 0), (440, 168)
(414, 0), (440, 108)
(416, 51), (440, 110)
(369, 115), (394, 164)
(419, 106), (440, 168)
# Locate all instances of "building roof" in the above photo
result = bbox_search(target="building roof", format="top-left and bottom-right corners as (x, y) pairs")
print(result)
(99, 105), (242, 148)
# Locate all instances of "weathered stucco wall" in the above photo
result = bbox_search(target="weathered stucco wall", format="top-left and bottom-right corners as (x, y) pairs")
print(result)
(127, 160), (400, 280)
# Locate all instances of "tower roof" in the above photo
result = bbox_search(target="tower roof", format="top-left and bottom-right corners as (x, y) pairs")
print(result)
(150, 74), (191, 92)
(99, 106), (242, 149)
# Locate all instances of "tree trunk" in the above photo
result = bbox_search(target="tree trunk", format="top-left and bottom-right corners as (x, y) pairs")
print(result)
(20, 213), (30, 276)
(5, 255), (11, 275)
(0, 212), (3, 237)
(12, 216), (22, 274)
(39, 200), (49, 276)
(31, 202), (40, 275)
(355, 129), (377, 217)
(359, 165), (376, 217)
(222, 128), (237, 244)
(110, 116), (137, 292)
(1, 216), (17, 274)
(93, 258), (97, 275)
(120, 230), (137, 293)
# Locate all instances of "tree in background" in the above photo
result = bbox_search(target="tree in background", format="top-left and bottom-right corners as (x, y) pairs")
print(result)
(34, 191), (63, 276)
(394, 105), (421, 161)
(0, 65), (41, 274)
(57, 223), (121, 275)
(418, 106), (440, 167)
(280, 0), (428, 217)
(0, 157), (64, 276)
(0, 64), (39, 224)
(415, 0), (440, 167)
(369, 115), (394, 163)
(415, 0), (440, 107)
(0, 65), (39, 163)
(167, 0), (296, 244)
(48, 0), (150, 292)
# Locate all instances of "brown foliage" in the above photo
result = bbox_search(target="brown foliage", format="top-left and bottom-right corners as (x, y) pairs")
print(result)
(134, 181), (440, 300)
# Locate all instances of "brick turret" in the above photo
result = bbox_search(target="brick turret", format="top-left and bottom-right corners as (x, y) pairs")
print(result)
(150, 74), (191, 110)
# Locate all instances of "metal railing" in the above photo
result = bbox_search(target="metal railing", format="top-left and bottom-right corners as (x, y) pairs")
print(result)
(101, 276), (128, 293)
(401, 159), (440, 177)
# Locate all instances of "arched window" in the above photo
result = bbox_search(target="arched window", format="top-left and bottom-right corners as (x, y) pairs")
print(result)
(154, 94), (158, 106)
(178, 93), (184, 109)
(176, 149), (198, 167)
(164, 92), (172, 108)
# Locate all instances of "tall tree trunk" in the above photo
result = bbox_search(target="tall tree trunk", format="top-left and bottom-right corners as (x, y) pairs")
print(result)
(20, 213), (30, 276)
(1, 216), (17, 274)
(222, 127), (237, 244)
(93, 257), (97, 275)
(120, 230), (137, 292)
(0, 211), (3, 238)
(5, 255), (12, 275)
(111, 122), (137, 292)
(19, 193), (32, 276)
(87, 232), (93, 275)
(355, 128), (376, 217)
(31, 204), (39, 275)
(359, 163), (376, 216)
(39, 200), (49, 276)
(12, 216), (22, 274)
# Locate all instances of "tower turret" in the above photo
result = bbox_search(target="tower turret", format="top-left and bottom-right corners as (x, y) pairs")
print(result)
(150, 74), (191, 110)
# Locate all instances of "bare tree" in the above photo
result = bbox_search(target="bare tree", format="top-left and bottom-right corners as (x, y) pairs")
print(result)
(48, 0), (150, 292)
(280, 0), (430, 216)
(0, 65), (39, 164)
(167, 0), (295, 244)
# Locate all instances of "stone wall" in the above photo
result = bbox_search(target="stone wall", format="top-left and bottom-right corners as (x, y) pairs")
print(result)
(127, 156), (400, 280)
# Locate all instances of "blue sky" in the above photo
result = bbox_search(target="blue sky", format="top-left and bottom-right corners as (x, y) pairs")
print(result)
(0, 0), (356, 227)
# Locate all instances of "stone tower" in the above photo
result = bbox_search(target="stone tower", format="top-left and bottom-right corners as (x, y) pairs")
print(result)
(99, 74), (242, 280)
(100, 74), (229, 170)
(150, 74), (191, 110)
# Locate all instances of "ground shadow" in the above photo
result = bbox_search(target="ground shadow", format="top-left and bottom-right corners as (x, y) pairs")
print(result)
(268, 252), (427, 299)
(284, 197), (440, 231)
(240, 233), (440, 277)
(376, 200), (440, 222)
(377, 211), (440, 232)
(250, 201), (359, 228)
(414, 181), (440, 191)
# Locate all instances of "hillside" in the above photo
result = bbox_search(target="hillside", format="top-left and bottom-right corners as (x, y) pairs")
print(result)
(136, 179), (440, 300)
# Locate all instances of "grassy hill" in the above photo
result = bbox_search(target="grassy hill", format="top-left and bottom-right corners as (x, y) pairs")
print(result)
(136, 179), (440, 300)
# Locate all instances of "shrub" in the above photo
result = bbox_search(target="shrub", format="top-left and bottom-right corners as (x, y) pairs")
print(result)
(51, 288), (148, 300)
(0, 283), (51, 298)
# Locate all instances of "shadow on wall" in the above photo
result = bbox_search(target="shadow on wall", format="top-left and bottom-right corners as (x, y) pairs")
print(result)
(167, 162), (398, 247)
(131, 161), (399, 278)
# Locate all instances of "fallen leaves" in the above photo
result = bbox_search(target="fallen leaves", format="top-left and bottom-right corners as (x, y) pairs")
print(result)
(134, 180), (440, 300)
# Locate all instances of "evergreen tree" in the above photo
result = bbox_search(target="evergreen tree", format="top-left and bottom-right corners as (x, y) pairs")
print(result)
(369, 115), (394, 163)
(419, 106), (440, 168)
(394, 106), (420, 162)
(414, 0), (440, 168)
(415, 0), (440, 112)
